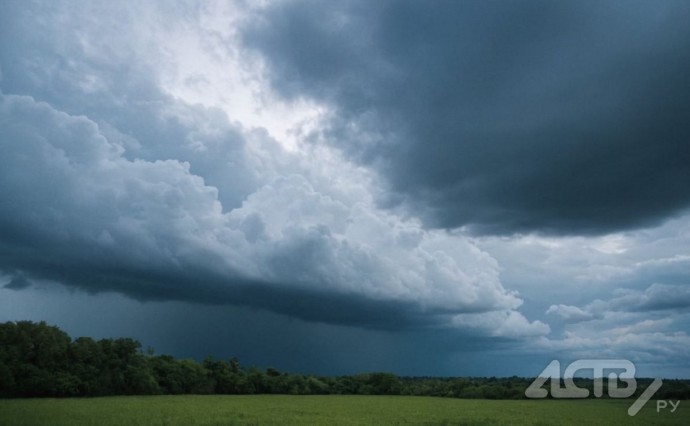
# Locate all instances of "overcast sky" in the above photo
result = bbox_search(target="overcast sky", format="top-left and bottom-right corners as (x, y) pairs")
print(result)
(1, 0), (690, 378)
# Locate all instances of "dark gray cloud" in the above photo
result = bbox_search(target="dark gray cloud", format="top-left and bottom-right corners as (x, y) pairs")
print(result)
(3, 274), (31, 290)
(243, 0), (690, 235)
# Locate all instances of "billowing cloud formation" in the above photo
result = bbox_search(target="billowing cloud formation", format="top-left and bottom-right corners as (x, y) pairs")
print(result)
(0, 1), (545, 336)
(0, 82), (526, 330)
(473, 217), (690, 371)
(539, 283), (690, 365)
(243, 0), (690, 235)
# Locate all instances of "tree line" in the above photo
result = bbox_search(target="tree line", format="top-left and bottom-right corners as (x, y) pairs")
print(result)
(1, 321), (688, 399)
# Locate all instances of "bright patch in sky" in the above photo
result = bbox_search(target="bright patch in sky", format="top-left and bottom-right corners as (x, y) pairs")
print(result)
(156, 0), (326, 151)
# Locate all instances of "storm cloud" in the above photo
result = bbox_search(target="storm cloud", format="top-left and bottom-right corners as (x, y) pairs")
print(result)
(1, 0), (689, 377)
(243, 0), (690, 235)
(0, 1), (544, 337)
(0, 86), (531, 332)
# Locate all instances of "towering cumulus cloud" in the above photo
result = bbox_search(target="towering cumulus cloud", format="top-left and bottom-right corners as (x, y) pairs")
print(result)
(0, 1), (545, 337)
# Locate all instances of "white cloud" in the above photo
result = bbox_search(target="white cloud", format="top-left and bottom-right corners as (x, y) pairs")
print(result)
(0, 64), (530, 334)
(546, 304), (595, 323)
(600, 283), (690, 312)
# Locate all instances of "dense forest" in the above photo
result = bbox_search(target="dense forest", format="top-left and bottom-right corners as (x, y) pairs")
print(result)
(1, 321), (689, 399)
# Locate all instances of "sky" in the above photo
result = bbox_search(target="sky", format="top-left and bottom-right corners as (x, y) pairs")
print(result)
(1, 0), (690, 378)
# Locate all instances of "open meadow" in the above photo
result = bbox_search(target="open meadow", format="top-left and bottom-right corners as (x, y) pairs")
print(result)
(0, 395), (687, 426)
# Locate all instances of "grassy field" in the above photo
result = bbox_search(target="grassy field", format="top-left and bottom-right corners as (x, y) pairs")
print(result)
(0, 395), (687, 426)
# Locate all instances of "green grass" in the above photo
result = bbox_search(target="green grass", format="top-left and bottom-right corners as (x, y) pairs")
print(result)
(0, 395), (687, 425)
